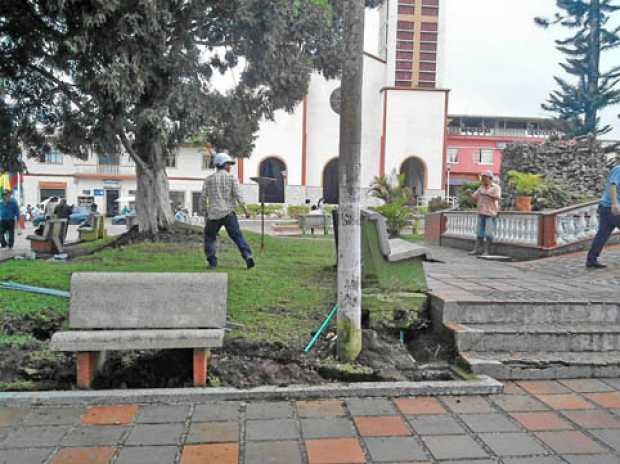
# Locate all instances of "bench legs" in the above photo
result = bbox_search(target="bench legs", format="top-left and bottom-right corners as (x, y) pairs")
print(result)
(193, 349), (210, 387)
(76, 352), (104, 389)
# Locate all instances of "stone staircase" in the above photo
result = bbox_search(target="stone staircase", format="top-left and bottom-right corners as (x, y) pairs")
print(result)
(432, 297), (620, 380)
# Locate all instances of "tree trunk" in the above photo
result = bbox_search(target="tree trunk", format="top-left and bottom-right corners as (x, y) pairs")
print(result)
(337, 0), (364, 362)
(134, 139), (174, 235)
(586, 0), (601, 133)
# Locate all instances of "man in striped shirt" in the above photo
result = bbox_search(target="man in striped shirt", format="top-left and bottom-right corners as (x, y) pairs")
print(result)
(200, 153), (254, 269)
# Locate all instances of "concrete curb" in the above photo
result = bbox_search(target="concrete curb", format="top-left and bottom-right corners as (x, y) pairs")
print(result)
(0, 376), (503, 407)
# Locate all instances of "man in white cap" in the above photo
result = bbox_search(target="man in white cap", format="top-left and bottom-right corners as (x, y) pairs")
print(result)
(201, 153), (254, 269)
(466, 170), (502, 256)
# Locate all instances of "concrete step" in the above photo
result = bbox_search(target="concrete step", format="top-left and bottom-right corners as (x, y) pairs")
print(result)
(436, 299), (620, 326)
(271, 223), (302, 236)
(450, 322), (620, 353)
(459, 350), (620, 380)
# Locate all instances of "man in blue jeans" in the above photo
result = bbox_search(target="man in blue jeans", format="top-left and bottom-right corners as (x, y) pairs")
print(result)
(586, 163), (620, 269)
(0, 190), (20, 250)
(200, 153), (254, 269)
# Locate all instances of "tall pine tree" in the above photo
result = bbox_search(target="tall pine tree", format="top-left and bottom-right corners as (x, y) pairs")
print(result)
(536, 0), (620, 136)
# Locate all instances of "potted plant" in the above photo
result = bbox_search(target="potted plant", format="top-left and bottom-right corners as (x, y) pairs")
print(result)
(507, 170), (544, 211)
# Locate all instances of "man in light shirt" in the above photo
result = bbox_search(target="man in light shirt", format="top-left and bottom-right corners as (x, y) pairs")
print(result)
(586, 163), (620, 269)
(466, 170), (502, 256)
(200, 153), (254, 269)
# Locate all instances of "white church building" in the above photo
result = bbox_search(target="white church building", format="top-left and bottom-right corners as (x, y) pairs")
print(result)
(22, 0), (450, 215)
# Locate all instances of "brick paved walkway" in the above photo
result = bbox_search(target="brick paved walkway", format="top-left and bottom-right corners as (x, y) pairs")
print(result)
(1, 379), (620, 463)
(425, 244), (620, 302)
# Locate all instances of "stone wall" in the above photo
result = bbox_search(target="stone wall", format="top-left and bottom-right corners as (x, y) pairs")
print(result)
(500, 135), (620, 209)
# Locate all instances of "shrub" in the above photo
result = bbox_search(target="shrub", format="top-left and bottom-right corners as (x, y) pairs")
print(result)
(287, 205), (311, 218)
(536, 180), (571, 209)
(371, 201), (413, 237)
(507, 170), (544, 196)
(236, 204), (283, 217)
(428, 197), (451, 212)
(369, 170), (412, 204)
(458, 181), (480, 210)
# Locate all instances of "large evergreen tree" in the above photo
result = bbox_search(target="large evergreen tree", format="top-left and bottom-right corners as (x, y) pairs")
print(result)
(536, 0), (620, 136)
(1, 0), (380, 233)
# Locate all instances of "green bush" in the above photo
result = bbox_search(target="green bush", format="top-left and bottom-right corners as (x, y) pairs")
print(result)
(537, 180), (571, 209)
(507, 170), (544, 196)
(371, 201), (413, 237)
(236, 204), (283, 217)
(369, 171), (413, 204)
(458, 181), (480, 210)
(287, 205), (311, 218)
(428, 197), (451, 212)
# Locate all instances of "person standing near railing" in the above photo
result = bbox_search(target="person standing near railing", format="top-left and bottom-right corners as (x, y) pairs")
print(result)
(586, 163), (620, 269)
(465, 170), (502, 256)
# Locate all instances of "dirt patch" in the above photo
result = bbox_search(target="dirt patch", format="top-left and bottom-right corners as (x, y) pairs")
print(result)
(1, 309), (66, 341)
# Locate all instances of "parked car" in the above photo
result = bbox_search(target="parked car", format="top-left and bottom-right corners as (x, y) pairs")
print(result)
(32, 212), (45, 226)
(112, 211), (136, 225)
(69, 206), (92, 225)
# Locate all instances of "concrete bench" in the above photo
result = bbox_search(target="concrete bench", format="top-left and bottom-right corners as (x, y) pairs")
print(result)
(300, 213), (330, 235)
(26, 219), (68, 254)
(78, 215), (106, 242)
(50, 272), (227, 388)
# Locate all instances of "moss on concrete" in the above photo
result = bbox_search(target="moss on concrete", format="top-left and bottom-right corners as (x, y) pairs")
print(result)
(337, 316), (362, 362)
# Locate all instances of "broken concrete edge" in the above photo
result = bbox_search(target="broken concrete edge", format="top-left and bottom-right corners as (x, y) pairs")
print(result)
(0, 376), (503, 407)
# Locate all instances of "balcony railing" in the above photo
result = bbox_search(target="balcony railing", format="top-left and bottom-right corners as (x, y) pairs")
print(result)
(438, 200), (618, 254)
(448, 126), (559, 138)
(73, 164), (135, 176)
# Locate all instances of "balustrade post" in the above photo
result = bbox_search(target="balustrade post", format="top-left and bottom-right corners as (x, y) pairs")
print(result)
(539, 214), (557, 249)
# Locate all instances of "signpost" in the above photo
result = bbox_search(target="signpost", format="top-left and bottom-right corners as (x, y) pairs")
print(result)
(250, 176), (276, 251)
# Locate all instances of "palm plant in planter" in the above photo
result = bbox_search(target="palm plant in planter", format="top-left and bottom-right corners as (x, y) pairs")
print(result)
(507, 170), (544, 211)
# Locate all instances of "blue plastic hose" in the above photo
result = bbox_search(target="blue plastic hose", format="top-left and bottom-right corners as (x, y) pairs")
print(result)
(304, 304), (339, 353)
(0, 281), (70, 298)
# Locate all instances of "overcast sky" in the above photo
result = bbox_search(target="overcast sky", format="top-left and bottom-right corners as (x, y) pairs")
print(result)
(365, 0), (620, 138)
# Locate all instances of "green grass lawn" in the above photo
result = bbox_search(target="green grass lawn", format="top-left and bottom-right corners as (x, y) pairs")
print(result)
(0, 231), (339, 348)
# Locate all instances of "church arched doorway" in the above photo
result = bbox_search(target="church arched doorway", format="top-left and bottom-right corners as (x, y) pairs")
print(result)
(400, 157), (426, 204)
(322, 158), (339, 204)
(258, 157), (286, 203)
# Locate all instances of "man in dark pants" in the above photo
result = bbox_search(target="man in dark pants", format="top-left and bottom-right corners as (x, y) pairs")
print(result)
(201, 153), (254, 269)
(0, 190), (20, 250)
(586, 163), (620, 269)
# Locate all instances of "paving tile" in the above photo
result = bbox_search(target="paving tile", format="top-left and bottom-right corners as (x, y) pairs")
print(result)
(585, 392), (620, 408)
(345, 398), (397, 416)
(301, 417), (356, 439)
(61, 426), (127, 447)
(511, 412), (573, 431)
(422, 435), (488, 460)
(406, 415), (465, 435)
(492, 395), (549, 412)
(559, 379), (615, 393)
(503, 458), (563, 464)
(479, 432), (547, 456)
(244, 440), (303, 464)
(364, 436), (428, 462)
(135, 405), (190, 423)
(562, 455), (620, 464)
(590, 429), (620, 451)
(517, 381), (571, 395)
(125, 423), (184, 446)
(192, 402), (242, 422)
(562, 410), (620, 429)
(3, 425), (70, 448)
(0, 448), (54, 464)
(116, 446), (177, 464)
(246, 419), (299, 441)
(0, 408), (27, 427)
(296, 400), (346, 417)
(535, 430), (607, 454)
(305, 438), (366, 464)
(82, 405), (138, 425)
(440, 396), (493, 414)
(601, 378), (620, 390)
(50, 447), (116, 464)
(393, 397), (446, 415)
(503, 382), (528, 395)
(23, 408), (84, 426)
(180, 443), (239, 464)
(537, 394), (595, 410)
(353, 416), (410, 437)
(459, 413), (521, 433)
(246, 401), (294, 419)
(186, 421), (239, 443)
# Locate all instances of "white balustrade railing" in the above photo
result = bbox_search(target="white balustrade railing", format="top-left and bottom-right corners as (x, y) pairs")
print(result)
(554, 202), (599, 246)
(445, 212), (539, 245)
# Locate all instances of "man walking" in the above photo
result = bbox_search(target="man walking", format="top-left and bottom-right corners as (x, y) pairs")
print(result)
(586, 163), (620, 269)
(0, 190), (20, 250)
(201, 153), (254, 269)
(467, 170), (501, 256)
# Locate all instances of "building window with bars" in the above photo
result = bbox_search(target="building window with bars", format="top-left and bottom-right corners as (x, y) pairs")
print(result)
(478, 149), (494, 165)
(448, 148), (459, 164)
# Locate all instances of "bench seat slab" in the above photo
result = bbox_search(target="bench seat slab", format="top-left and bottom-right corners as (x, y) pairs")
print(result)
(51, 329), (225, 352)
